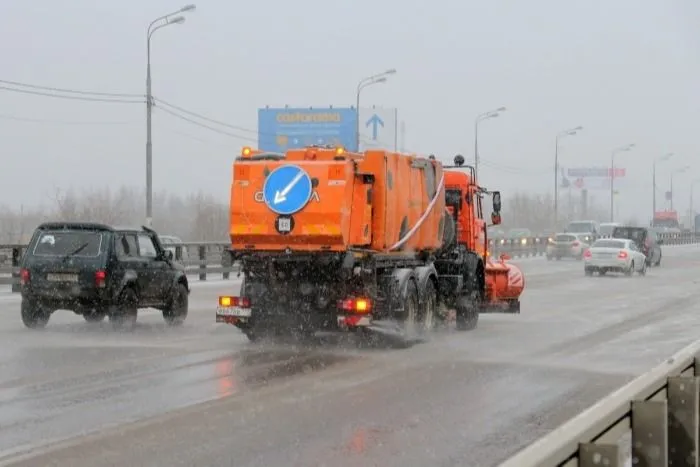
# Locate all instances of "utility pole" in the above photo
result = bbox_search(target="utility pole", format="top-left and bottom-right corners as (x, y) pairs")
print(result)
(652, 153), (673, 220)
(670, 165), (690, 211)
(473, 107), (506, 180)
(609, 143), (635, 222)
(145, 4), (195, 227)
(354, 69), (396, 151)
(553, 126), (582, 228)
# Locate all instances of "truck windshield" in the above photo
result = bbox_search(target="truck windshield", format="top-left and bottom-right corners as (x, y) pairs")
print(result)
(566, 222), (594, 233)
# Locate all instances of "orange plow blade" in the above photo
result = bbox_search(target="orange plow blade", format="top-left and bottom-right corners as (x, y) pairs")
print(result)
(482, 253), (523, 313)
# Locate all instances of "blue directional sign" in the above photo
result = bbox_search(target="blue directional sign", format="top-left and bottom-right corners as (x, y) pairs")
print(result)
(262, 165), (313, 215)
(365, 114), (384, 140)
(258, 107), (358, 152)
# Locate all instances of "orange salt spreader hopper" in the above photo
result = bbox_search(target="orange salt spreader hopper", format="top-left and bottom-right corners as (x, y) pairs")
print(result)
(229, 145), (445, 254)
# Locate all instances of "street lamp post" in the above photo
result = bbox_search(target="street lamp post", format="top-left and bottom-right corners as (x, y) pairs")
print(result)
(474, 107), (506, 180)
(355, 69), (396, 151)
(670, 166), (690, 210)
(553, 126), (583, 228)
(690, 178), (700, 234)
(145, 4), (195, 227)
(652, 153), (673, 220)
(609, 143), (635, 222)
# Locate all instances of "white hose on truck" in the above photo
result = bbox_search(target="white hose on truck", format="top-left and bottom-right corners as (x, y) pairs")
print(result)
(388, 173), (446, 251)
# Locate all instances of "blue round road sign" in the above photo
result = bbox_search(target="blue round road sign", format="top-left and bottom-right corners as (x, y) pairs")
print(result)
(262, 165), (313, 215)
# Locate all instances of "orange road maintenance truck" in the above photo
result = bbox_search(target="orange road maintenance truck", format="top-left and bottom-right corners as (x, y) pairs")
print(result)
(216, 146), (524, 341)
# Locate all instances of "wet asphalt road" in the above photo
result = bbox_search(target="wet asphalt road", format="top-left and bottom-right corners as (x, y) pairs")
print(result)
(2, 247), (700, 467)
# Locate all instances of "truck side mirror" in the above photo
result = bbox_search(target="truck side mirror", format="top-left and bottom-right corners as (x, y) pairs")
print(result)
(491, 212), (502, 225)
(492, 191), (502, 213)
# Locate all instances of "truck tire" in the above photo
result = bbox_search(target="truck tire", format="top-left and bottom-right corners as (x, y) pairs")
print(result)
(419, 279), (438, 333)
(456, 259), (482, 331)
(400, 279), (420, 339)
(455, 291), (479, 331)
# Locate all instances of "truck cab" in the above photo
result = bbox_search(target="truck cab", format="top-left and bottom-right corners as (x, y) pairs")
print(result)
(442, 157), (501, 257)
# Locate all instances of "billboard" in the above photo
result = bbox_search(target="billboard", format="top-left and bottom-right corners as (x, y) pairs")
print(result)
(559, 167), (627, 190)
(566, 167), (626, 178)
(560, 167), (626, 191)
(258, 107), (357, 153)
(358, 106), (398, 151)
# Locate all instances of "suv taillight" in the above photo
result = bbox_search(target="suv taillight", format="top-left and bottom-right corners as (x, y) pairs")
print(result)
(95, 270), (106, 288)
(20, 268), (30, 285)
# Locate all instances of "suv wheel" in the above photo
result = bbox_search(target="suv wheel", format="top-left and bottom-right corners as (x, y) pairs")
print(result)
(163, 283), (189, 326)
(21, 300), (50, 329)
(110, 288), (138, 330)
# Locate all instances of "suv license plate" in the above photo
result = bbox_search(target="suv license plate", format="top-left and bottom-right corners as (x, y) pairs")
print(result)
(47, 273), (79, 283)
(216, 306), (252, 318)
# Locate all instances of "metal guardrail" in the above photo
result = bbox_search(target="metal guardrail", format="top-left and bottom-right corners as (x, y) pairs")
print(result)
(0, 242), (238, 292)
(499, 340), (700, 467)
(0, 232), (697, 292)
(488, 231), (700, 259)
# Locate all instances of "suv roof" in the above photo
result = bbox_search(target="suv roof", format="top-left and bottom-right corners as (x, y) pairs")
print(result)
(36, 222), (150, 234)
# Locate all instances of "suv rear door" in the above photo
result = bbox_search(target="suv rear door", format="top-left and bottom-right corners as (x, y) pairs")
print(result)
(22, 229), (108, 296)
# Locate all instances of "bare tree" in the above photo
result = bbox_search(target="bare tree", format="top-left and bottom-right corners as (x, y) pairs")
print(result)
(0, 186), (613, 244)
(501, 191), (609, 233)
(0, 186), (230, 244)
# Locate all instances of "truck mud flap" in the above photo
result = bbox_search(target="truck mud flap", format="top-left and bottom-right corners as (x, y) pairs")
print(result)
(479, 300), (520, 314)
(365, 320), (422, 346)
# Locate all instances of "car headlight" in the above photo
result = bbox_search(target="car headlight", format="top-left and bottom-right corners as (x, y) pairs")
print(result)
(521, 238), (527, 245)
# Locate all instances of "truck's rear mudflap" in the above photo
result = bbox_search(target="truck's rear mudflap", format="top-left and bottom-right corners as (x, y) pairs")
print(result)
(216, 294), (375, 335)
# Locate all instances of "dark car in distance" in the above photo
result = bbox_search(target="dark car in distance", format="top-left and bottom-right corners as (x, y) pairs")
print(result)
(19, 222), (190, 329)
(610, 226), (663, 267)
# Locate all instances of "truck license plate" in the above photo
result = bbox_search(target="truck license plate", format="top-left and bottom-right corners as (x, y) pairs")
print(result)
(216, 306), (252, 318)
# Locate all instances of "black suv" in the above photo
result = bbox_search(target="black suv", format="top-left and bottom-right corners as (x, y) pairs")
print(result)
(611, 226), (663, 267)
(19, 222), (189, 329)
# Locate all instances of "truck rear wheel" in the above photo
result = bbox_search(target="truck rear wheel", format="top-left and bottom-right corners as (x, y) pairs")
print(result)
(400, 279), (420, 339)
(419, 279), (438, 333)
(456, 291), (479, 331)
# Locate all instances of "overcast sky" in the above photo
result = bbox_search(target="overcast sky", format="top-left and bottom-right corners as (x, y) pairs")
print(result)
(1, 0), (699, 223)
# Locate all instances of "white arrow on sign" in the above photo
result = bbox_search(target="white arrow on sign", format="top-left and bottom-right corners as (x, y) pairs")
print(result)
(274, 171), (305, 204)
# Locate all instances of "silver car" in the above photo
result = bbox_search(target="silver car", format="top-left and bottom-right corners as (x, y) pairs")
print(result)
(158, 235), (189, 262)
(583, 238), (647, 276)
(546, 233), (591, 260)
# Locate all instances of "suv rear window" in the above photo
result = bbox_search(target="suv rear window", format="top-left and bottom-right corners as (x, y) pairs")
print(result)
(32, 231), (104, 257)
(612, 227), (645, 243)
